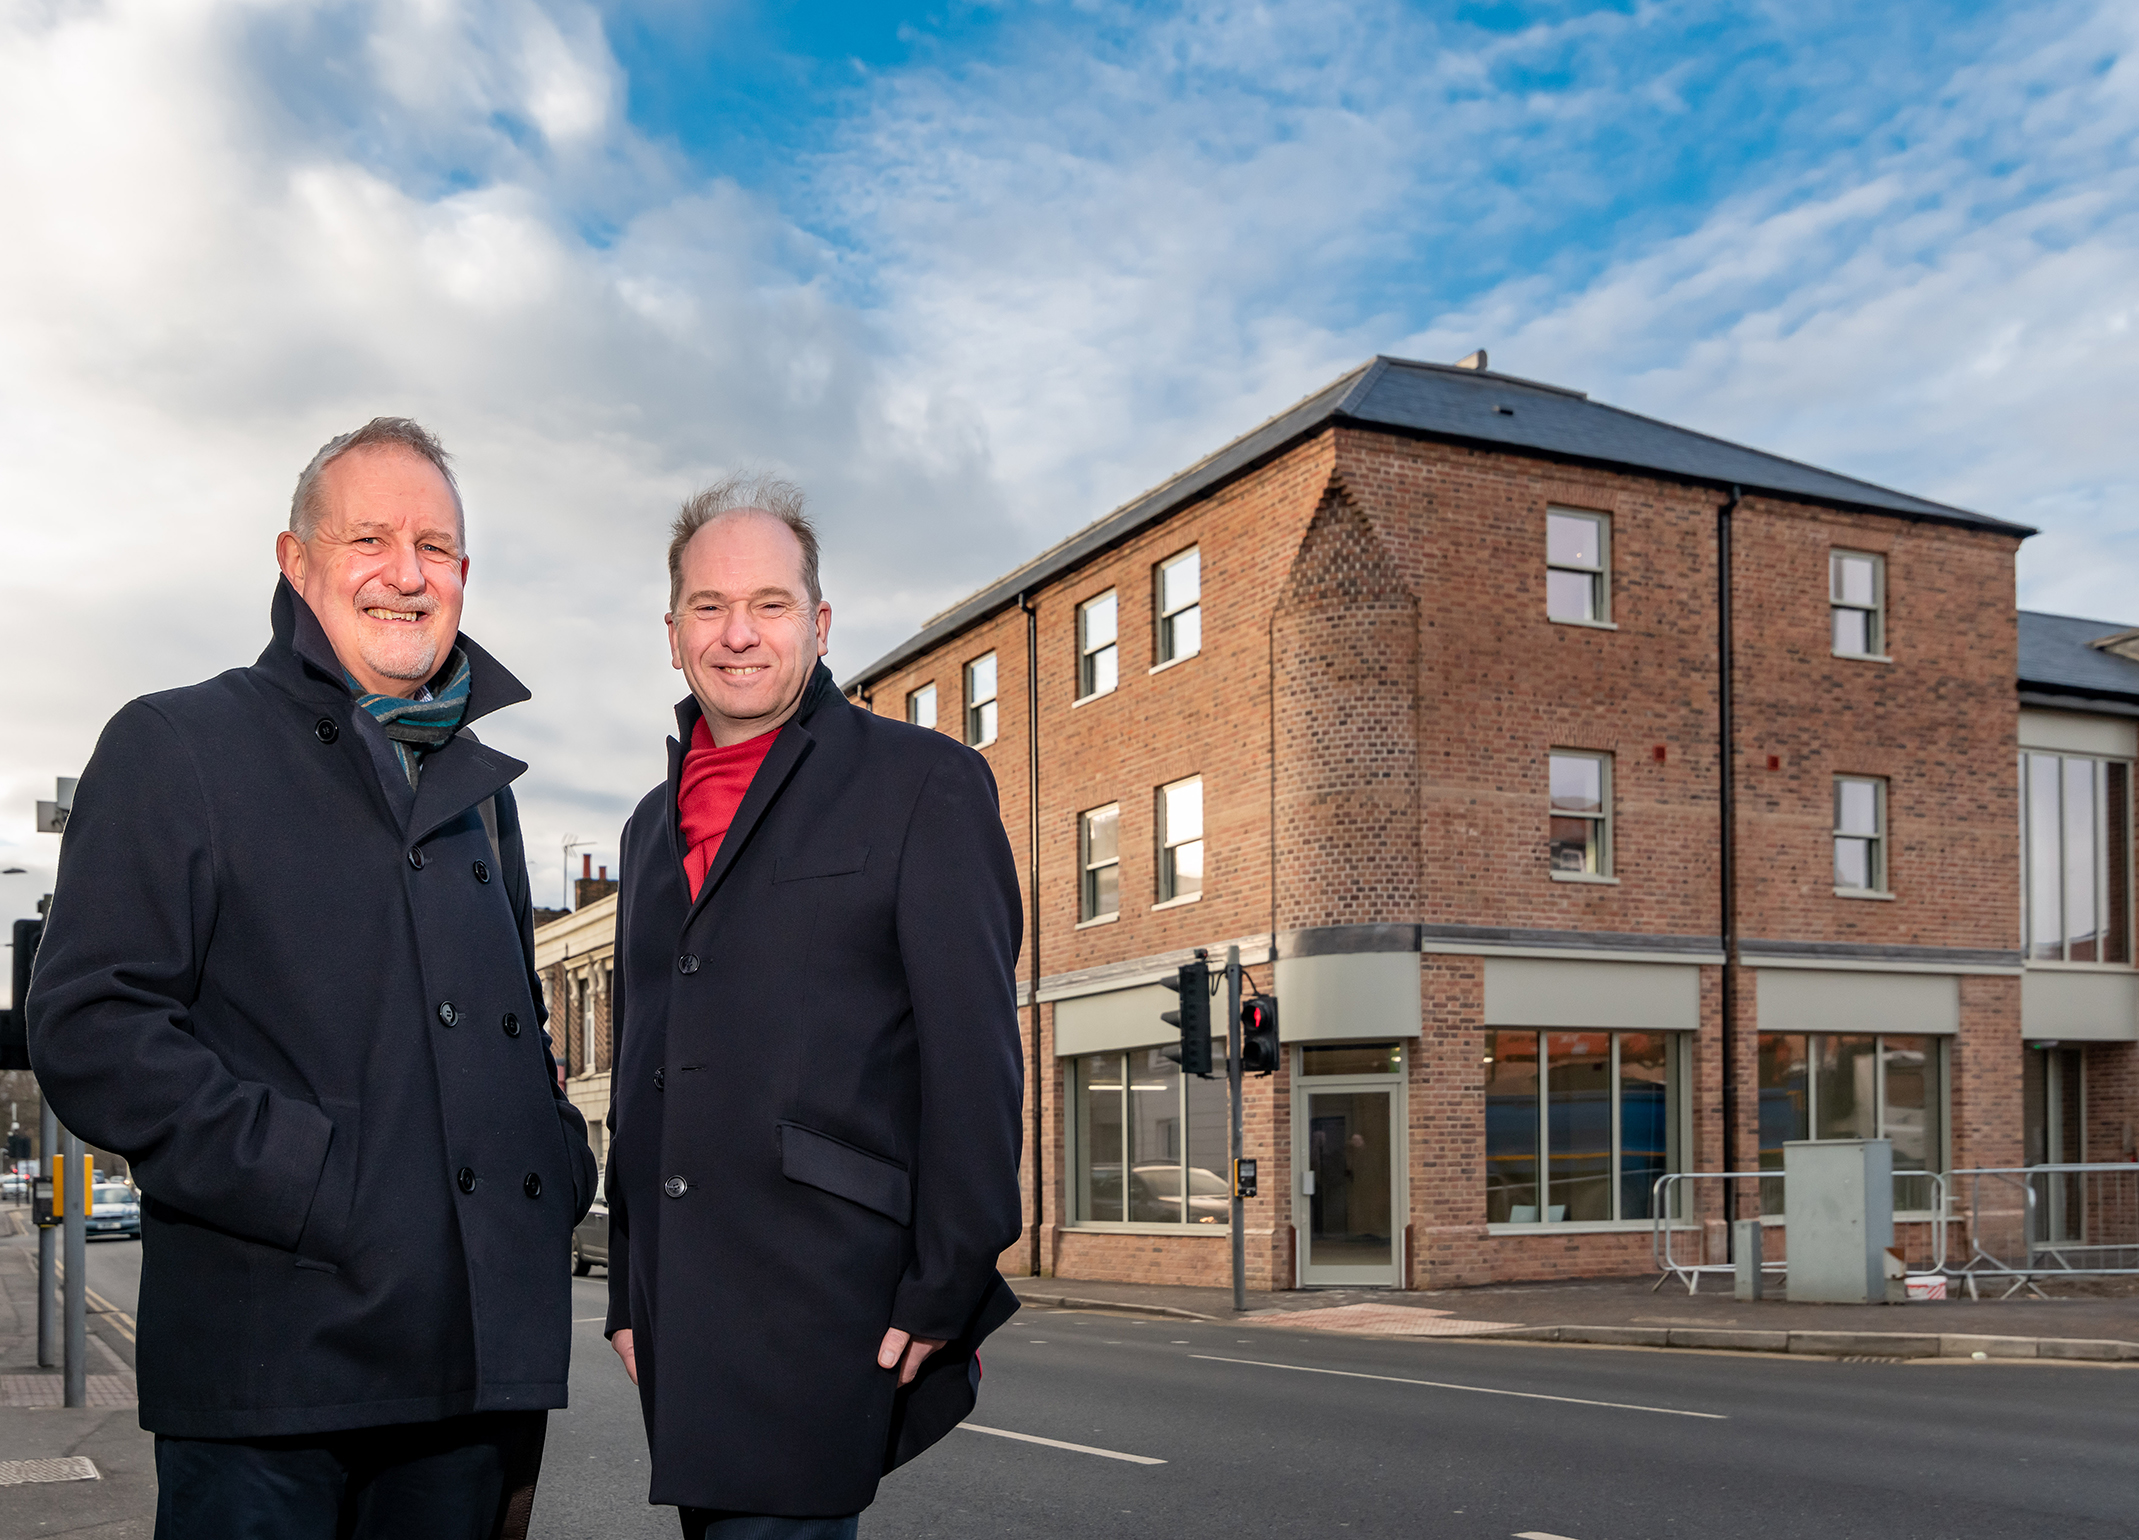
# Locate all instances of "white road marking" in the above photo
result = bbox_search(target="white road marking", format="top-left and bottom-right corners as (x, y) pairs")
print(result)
(1190, 1355), (1726, 1420)
(959, 1424), (1167, 1465)
(1516, 1532), (1584, 1539)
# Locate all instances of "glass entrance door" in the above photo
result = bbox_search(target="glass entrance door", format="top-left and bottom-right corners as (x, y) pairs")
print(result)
(1300, 1087), (1399, 1285)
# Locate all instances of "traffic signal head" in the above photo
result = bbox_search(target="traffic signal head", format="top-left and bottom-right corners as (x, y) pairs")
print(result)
(1158, 960), (1213, 1077)
(1, 919), (41, 1072)
(1240, 994), (1280, 1075)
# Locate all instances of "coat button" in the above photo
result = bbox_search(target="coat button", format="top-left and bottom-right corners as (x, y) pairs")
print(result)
(502, 1012), (521, 1038)
(663, 1176), (688, 1198)
(457, 1167), (477, 1194)
(408, 848), (427, 870)
(678, 954), (699, 975)
(473, 859), (491, 884)
(523, 1173), (542, 1199)
(653, 1066), (665, 1092)
(314, 718), (339, 744)
(437, 1001), (458, 1027)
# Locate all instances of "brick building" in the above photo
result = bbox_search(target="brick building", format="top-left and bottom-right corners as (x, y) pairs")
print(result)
(839, 352), (2135, 1290)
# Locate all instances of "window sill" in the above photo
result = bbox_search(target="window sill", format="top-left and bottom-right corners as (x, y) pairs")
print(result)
(2023, 959), (2137, 971)
(1152, 892), (1203, 912)
(1834, 887), (1897, 901)
(1832, 651), (1894, 664)
(1549, 616), (1619, 631)
(1148, 652), (1199, 676)
(1074, 912), (1120, 930)
(1489, 1219), (1695, 1235)
(968, 736), (997, 750)
(1063, 1221), (1231, 1236)
(1070, 688), (1116, 709)
(1551, 871), (1620, 885)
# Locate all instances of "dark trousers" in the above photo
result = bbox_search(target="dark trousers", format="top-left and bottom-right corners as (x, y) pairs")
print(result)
(678, 1511), (860, 1539)
(154, 1411), (547, 1540)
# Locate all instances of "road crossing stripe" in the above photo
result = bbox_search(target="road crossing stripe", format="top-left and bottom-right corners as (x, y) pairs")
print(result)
(958, 1424), (1167, 1464)
(1189, 1355), (1727, 1420)
(1515, 1531), (1584, 1539)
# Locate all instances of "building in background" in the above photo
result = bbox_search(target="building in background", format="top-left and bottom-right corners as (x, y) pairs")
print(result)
(534, 878), (616, 1165)
(841, 352), (2132, 1291)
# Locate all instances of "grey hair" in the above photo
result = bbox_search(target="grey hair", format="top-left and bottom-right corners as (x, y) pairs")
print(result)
(668, 474), (820, 610)
(290, 417), (463, 543)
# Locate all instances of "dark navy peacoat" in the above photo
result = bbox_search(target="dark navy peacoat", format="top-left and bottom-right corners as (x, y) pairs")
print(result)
(605, 664), (1024, 1517)
(27, 580), (597, 1439)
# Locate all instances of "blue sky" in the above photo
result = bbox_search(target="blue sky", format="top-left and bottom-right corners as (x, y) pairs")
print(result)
(0, 0), (2132, 929)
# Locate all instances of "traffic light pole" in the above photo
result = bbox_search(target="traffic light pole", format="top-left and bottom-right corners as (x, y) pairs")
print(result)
(62, 1126), (86, 1408)
(1225, 944), (1244, 1314)
(37, 1100), (56, 1368)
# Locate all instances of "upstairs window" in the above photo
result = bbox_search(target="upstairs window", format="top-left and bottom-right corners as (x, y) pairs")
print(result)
(964, 653), (998, 747)
(1079, 804), (1120, 923)
(1546, 510), (1610, 624)
(1834, 776), (1888, 893)
(2022, 751), (2133, 962)
(1077, 591), (1119, 700)
(906, 683), (936, 730)
(1157, 776), (1204, 903)
(1831, 551), (1886, 657)
(1549, 752), (1612, 876)
(1155, 548), (1201, 666)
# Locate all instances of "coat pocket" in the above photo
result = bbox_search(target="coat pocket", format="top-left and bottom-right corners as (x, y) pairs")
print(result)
(295, 1097), (361, 1274)
(773, 844), (869, 883)
(776, 1121), (911, 1226)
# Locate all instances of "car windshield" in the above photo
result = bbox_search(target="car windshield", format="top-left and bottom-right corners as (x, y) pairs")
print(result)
(94, 1186), (134, 1203)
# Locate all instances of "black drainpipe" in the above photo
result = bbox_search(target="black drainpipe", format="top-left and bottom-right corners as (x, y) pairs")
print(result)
(1018, 591), (1043, 1278)
(1718, 486), (1742, 1226)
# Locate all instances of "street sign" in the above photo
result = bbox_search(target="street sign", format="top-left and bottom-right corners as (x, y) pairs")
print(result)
(34, 802), (65, 834)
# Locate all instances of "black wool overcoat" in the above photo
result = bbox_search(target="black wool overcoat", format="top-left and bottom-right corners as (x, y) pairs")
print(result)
(28, 581), (598, 1439)
(605, 665), (1024, 1517)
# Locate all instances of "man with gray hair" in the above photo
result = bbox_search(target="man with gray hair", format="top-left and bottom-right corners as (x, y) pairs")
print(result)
(603, 475), (1024, 1535)
(29, 418), (597, 1539)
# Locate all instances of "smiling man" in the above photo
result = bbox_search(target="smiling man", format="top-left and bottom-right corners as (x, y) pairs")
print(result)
(603, 476), (1024, 1537)
(28, 418), (596, 1540)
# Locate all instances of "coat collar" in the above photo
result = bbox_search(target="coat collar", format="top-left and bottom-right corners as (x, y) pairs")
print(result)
(258, 576), (531, 728)
(259, 578), (530, 842)
(665, 662), (843, 917)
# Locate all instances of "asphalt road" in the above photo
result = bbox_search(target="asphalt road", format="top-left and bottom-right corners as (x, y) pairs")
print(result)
(536, 1276), (2139, 1540)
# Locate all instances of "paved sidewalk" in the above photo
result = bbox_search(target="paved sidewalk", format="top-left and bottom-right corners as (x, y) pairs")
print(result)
(0, 1210), (154, 1537)
(1011, 1270), (2139, 1361)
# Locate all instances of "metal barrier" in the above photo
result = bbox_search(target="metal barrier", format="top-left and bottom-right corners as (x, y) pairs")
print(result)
(1650, 1169), (1949, 1294)
(1950, 1164), (2139, 1299)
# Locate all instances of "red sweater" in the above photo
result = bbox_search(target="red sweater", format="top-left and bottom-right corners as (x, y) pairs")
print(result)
(678, 718), (779, 899)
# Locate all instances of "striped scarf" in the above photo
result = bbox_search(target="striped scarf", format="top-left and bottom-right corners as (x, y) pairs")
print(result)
(348, 650), (472, 788)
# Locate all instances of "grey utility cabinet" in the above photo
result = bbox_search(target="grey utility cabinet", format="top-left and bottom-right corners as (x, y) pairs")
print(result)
(1783, 1139), (1894, 1304)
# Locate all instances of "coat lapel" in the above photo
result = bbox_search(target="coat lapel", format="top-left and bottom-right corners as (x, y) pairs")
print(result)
(408, 733), (527, 846)
(680, 720), (814, 926)
(672, 664), (843, 927)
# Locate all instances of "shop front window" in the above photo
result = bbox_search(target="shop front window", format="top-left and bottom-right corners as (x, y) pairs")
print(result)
(1071, 1048), (1229, 1227)
(1486, 1030), (1681, 1224)
(1757, 1033), (1946, 1212)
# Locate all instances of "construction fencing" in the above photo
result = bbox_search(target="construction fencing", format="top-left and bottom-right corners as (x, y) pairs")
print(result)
(1950, 1163), (2139, 1299)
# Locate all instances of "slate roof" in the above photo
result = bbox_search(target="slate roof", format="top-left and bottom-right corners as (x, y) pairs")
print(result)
(845, 355), (2035, 693)
(2018, 610), (2139, 709)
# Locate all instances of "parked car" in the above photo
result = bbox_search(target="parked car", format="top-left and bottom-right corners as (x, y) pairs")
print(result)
(572, 1170), (608, 1275)
(88, 1182), (140, 1240)
(0, 1170), (29, 1203)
